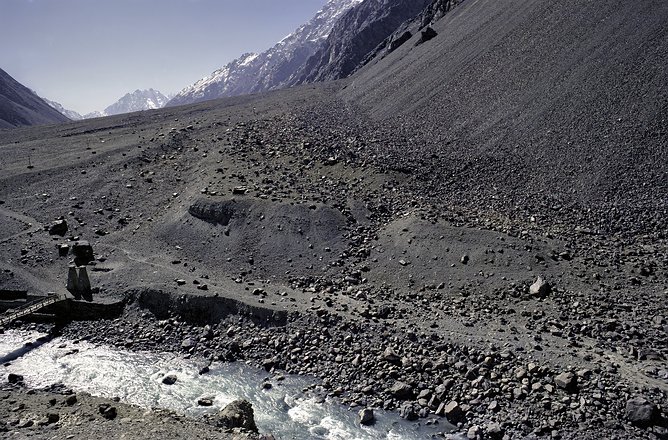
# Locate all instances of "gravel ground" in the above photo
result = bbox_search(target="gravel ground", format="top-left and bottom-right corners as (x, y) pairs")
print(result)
(1, 0), (667, 436)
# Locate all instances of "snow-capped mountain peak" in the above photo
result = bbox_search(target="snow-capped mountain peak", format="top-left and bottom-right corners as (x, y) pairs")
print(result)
(168, 0), (362, 107)
(104, 88), (169, 116)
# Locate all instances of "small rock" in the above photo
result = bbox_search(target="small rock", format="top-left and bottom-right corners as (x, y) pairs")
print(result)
(38, 413), (60, 426)
(530, 276), (551, 296)
(17, 418), (34, 428)
(99, 404), (117, 420)
(383, 347), (401, 364)
(181, 338), (196, 349)
(65, 394), (77, 405)
(554, 371), (577, 392)
(198, 397), (214, 407)
(486, 422), (504, 439)
(399, 403), (418, 421)
(467, 425), (481, 440)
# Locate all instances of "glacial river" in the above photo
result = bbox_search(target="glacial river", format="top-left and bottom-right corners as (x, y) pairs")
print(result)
(0, 330), (453, 439)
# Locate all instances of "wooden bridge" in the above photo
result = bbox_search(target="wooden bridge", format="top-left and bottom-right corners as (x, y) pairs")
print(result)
(0, 293), (68, 327)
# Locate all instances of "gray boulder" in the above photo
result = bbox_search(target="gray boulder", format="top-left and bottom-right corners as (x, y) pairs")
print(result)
(389, 381), (414, 400)
(625, 397), (661, 427)
(219, 399), (258, 433)
(48, 219), (68, 236)
(358, 407), (375, 425)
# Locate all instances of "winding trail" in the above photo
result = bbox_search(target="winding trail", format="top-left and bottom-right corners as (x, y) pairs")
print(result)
(0, 206), (44, 245)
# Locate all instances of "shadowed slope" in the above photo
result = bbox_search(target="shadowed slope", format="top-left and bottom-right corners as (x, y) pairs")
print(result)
(0, 68), (70, 129)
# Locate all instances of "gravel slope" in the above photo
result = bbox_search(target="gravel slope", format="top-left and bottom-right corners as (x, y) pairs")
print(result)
(0, 0), (667, 438)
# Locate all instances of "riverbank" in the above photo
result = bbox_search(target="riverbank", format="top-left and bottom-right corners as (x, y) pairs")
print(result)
(47, 286), (668, 439)
(0, 383), (257, 439)
(1, 327), (450, 439)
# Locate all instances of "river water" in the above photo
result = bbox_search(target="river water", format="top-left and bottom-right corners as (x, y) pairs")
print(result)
(1, 330), (451, 439)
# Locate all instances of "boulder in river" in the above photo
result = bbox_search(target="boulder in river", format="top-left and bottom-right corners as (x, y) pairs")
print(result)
(7, 373), (24, 384)
(162, 374), (178, 385)
(219, 399), (258, 433)
(358, 407), (375, 425)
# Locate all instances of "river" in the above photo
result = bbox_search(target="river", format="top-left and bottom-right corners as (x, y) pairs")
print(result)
(1, 329), (453, 439)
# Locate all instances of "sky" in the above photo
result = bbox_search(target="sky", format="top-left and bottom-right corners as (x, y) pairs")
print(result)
(0, 0), (326, 114)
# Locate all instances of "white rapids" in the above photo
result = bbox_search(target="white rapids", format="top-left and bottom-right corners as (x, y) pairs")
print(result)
(0, 330), (448, 439)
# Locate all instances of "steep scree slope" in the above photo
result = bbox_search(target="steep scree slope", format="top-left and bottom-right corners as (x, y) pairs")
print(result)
(336, 0), (668, 226)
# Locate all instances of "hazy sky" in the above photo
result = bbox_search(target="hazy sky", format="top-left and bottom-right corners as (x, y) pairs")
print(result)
(0, 0), (326, 114)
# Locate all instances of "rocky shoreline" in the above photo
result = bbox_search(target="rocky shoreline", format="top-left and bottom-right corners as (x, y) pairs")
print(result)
(0, 379), (259, 439)
(5, 269), (663, 440)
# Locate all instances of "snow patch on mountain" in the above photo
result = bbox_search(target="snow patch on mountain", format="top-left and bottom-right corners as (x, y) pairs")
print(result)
(44, 99), (83, 120)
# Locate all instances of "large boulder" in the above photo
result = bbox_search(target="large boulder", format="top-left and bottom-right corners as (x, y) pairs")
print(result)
(625, 397), (661, 427)
(219, 399), (258, 433)
(389, 381), (414, 400)
(161, 374), (178, 385)
(358, 408), (375, 425)
(48, 219), (68, 236)
(415, 26), (438, 46)
(72, 241), (94, 264)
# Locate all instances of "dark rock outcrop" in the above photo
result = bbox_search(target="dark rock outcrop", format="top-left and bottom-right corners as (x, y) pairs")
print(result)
(415, 26), (438, 46)
(292, 0), (432, 84)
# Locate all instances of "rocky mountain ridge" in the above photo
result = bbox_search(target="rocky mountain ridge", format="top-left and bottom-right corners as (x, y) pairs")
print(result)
(0, 68), (70, 129)
(44, 99), (83, 121)
(291, 0), (434, 84)
(167, 0), (362, 106)
(102, 88), (169, 116)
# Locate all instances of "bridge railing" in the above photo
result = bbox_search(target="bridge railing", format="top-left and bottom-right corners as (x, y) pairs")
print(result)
(0, 293), (67, 327)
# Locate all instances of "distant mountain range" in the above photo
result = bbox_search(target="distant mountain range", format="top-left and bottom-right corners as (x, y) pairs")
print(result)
(45, 88), (170, 120)
(4, 0), (461, 127)
(0, 68), (70, 129)
(3, 0), (460, 127)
